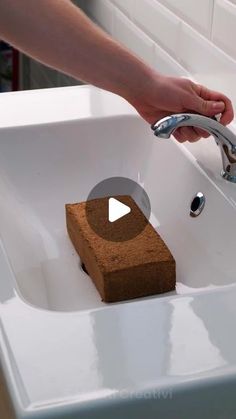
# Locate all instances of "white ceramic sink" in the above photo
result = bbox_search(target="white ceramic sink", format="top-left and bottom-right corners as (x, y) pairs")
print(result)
(0, 86), (236, 419)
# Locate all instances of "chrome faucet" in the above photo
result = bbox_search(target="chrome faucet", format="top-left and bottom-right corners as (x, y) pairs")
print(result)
(151, 113), (236, 183)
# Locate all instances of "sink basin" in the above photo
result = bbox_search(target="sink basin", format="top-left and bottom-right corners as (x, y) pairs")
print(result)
(1, 111), (236, 312)
(0, 86), (236, 419)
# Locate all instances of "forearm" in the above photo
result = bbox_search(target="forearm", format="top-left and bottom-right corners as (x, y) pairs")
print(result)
(0, 0), (155, 101)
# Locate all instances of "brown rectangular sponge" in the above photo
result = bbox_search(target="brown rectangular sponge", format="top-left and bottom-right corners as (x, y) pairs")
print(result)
(66, 196), (176, 303)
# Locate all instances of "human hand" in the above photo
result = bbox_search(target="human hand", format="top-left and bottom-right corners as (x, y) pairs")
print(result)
(127, 74), (234, 142)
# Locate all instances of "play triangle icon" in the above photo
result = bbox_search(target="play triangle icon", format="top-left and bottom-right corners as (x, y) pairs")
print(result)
(108, 197), (131, 222)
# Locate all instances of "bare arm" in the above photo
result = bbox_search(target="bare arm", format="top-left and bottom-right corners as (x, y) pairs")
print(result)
(0, 0), (151, 100)
(0, 0), (233, 141)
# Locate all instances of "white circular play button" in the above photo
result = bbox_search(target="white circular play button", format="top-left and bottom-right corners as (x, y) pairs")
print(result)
(108, 197), (131, 222)
(85, 177), (151, 242)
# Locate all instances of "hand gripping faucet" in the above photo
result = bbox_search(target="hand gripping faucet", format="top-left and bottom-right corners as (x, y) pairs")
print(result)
(151, 113), (236, 183)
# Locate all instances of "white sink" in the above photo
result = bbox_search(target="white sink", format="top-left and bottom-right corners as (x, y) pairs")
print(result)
(0, 86), (236, 419)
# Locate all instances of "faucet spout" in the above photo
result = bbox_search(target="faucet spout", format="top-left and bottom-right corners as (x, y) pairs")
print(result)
(151, 113), (236, 183)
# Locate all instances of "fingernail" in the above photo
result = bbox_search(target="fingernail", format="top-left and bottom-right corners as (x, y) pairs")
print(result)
(213, 101), (225, 110)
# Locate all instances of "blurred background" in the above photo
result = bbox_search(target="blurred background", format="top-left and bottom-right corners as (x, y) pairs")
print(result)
(0, 0), (87, 92)
(0, 40), (81, 92)
(1, 0), (236, 103)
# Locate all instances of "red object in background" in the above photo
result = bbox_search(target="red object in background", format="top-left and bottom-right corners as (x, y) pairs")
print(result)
(12, 48), (19, 91)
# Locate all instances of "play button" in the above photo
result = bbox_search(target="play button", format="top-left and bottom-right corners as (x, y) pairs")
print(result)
(108, 197), (131, 222)
(85, 177), (151, 242)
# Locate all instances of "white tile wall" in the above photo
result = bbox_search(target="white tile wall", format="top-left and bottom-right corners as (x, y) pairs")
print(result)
(112, 0), (134, 18)
(113, 8), (155, 66)
(85, 0), (114, 33)
(179, 22), (236, 77)
(212, 0), (236, 60)
(133, 0), (181, 58)
(80, 0), (236, 103)
(153, 43), (189, 77)
(158, 0), (214, 37)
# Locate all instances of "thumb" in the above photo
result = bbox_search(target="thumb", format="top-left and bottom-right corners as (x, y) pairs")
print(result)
(192, 96), (225, 116)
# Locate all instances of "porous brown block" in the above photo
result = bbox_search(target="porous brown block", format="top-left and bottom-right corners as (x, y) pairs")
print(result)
(66, 196), (176, 303)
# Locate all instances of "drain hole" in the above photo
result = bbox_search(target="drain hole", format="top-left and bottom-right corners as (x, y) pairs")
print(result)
(190, 192), (205, 217)
(191, 196), (200, 212)
(81, 262), (89, 275)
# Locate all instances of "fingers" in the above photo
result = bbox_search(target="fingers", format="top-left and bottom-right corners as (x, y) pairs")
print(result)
(174, 126), (201, 143)
(193, 127), (210, 138)
(192, 84), (234, 125)
(217, 96), (233, 125)
(174, 126), (211, 142)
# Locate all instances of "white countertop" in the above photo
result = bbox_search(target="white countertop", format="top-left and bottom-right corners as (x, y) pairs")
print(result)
(0, 85), (236, 419)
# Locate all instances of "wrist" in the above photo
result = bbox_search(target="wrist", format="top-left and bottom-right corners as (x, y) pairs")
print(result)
(121, 65), (163, 107)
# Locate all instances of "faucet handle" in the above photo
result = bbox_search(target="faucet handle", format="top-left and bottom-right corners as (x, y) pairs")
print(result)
(151, 113), (236, 183)
(151, 113), (221, 135)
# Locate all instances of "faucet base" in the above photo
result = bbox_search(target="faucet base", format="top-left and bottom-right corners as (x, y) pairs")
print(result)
(221, 170), (236, 183)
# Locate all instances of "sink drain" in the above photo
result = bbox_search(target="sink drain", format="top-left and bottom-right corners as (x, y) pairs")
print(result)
(190, 192), (205, 217)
